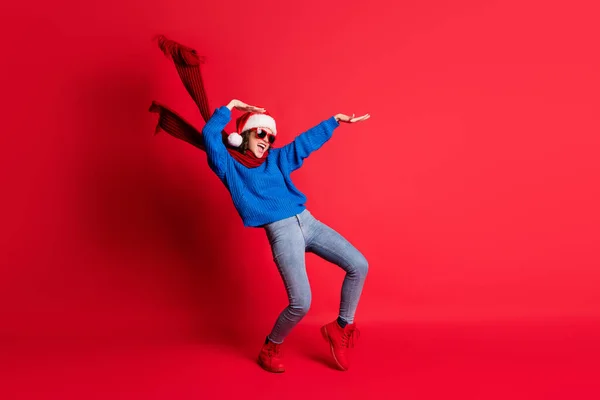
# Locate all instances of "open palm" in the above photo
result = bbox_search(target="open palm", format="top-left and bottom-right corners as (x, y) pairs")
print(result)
(335, 113), (371, 123)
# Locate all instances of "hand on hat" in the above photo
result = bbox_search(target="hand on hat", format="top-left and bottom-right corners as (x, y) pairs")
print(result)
(334, 113), (371, 123)
(227, 99), (266, 114)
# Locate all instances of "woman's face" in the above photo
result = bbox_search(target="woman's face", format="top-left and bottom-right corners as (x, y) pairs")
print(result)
(247, 128), (274, 158)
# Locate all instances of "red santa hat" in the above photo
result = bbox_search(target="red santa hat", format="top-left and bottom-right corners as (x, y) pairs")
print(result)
(228, 111), (277, 147)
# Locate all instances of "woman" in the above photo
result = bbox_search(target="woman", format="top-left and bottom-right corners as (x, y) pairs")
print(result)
(202, 99), (370, 373)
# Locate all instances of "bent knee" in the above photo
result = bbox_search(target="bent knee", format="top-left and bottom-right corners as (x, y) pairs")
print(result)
(352, 255), (369, 278)
(290, 295), (312, 316)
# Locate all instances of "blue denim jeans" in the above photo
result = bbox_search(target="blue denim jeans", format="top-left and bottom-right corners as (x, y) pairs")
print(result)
(263, 209), (368, 344)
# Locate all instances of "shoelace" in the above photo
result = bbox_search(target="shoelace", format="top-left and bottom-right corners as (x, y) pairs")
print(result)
(267, 343), (282, 357)
(342, 327), (361, 348)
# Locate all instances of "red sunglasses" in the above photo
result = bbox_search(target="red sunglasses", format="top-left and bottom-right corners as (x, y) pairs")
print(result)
(254, 128), (276, 144)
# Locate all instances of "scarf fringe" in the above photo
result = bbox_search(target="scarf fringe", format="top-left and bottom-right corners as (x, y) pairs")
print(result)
(148, 101), (206, 151)
(153, 34), (205, 66)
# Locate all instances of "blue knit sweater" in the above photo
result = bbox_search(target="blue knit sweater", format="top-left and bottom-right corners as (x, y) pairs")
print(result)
(202, 106), (340, 227)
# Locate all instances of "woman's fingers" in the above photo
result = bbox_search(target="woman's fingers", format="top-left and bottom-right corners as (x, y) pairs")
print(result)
(234, 100), (265, 112)
(237, 105), (266, 113)
(335, 112), (371, 123)
(352, 114), (370, 122)
(341, 113), (370, 123)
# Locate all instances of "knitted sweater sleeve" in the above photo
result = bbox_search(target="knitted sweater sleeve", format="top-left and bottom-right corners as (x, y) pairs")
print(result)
(202, 106), (231, 179)
(279, 117), (340, 172)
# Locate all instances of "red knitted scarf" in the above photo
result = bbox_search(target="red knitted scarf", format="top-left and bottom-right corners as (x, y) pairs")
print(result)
(149, 35), (267, 168)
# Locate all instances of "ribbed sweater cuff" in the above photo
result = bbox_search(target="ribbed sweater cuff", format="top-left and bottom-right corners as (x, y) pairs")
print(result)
(325, 116), (340, 131)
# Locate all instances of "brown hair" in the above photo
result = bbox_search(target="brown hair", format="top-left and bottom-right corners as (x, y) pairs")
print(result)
(238, 130), (251, 153)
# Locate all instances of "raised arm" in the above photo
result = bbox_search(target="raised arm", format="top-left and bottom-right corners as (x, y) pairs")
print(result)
(280, 112), (370, 172)
(201, 106), (232, 179)
(280, 117), (339, 172)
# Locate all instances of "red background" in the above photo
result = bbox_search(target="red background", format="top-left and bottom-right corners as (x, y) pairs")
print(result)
(2, 0), (599, 398)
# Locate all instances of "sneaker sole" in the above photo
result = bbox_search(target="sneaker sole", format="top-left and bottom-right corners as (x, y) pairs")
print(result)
(257, 356), (285, 373)
(320, 325), (348, 371)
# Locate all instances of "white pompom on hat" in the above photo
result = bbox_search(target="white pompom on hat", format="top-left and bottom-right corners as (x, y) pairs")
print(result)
(227, 131), (243, 147)
(228, 111), (277, 147)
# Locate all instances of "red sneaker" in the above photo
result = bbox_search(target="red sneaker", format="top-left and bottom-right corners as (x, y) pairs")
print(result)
(258, 340), (285, 373)
(320, 320), (360, 371)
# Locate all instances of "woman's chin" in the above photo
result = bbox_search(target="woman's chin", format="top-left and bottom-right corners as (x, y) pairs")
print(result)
(252, 149), (265, 158)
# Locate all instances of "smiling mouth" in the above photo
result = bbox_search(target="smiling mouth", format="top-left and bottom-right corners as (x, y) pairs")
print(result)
(257, 143), (267, 151)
